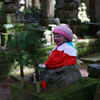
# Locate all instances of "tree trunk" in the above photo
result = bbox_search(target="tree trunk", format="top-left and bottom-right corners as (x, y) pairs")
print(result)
(20, 65), (25, 87)
(35, 67), (39, 81)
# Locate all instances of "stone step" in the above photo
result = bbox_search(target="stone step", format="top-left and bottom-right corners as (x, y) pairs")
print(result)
(79, 53), (100, 63)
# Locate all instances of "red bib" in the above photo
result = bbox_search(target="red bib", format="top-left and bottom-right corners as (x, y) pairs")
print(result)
(45, 50), (76, 69)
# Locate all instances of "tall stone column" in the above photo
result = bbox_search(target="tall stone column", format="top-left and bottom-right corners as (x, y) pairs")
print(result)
(39, 0), (54, 26)
(60, 0), (80, 35)
(32, 0), (40, 8)
(16, 0), (19, 11)
(25, 0), (29, 10)
(42, 0), (54, 18)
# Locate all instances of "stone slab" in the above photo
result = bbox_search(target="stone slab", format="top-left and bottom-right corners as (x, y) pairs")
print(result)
(79, 53), (100, 63)
(11, 78), (98, 100)
(88, 63), (100, 78)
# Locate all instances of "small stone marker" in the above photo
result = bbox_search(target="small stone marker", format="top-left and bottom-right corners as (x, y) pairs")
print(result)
(88, 63), (100, 78)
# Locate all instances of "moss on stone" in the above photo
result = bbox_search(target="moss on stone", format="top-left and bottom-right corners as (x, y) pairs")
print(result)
(11, 78), (98, 100)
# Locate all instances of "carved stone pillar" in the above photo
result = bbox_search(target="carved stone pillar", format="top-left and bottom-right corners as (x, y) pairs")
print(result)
(60, 0), (80, 35)
(39, 0), (54, 26)
(32, 0), (40, 8)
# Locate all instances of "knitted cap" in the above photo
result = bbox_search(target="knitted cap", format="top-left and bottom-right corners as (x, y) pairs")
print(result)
(52, 24), (73, 41)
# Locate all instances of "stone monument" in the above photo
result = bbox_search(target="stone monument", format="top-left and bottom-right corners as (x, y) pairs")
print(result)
(39, 0), (55, 26)
(60, 0), (81, 35)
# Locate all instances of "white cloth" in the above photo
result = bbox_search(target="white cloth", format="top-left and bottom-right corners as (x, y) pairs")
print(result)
(51, 42), (77, 56)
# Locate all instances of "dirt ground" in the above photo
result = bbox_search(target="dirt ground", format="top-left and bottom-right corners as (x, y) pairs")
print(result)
(79, 65), (88, 77)
(0, 65), (88, 100)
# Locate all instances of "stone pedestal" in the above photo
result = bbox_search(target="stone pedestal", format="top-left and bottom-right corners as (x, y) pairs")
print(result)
(11, 78), (98, 100)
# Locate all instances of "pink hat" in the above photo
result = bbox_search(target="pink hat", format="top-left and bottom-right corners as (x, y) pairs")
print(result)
(52, 24), (73, 41)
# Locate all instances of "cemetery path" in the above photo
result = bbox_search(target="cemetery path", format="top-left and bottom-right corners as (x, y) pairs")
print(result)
(79, 65), (88, 77)
(0, 65), (88, 100)
(0, 77), (18, 100)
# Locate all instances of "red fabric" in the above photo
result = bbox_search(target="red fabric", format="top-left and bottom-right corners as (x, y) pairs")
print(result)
(45, 49), (76, 69)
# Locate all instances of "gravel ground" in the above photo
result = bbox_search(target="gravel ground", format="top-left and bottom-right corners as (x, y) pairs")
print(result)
(0, 65), (88, 100)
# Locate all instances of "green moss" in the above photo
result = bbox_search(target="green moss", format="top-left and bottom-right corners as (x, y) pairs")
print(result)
(11, 78), (98, 100)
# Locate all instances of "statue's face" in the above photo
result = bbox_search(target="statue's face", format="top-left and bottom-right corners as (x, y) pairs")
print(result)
(53, 33), (67, 46)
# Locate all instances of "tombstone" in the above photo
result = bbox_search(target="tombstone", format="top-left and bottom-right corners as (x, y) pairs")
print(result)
(32, 0), (40, 8)
(25, 0), (29, 10)
(15, 0), (19, 11)
(88, 64), (100, 79)
(39, 0), (55, 26)
(60, 0), (80, 35)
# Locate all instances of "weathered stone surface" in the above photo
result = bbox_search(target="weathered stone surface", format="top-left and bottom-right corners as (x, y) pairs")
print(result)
(64, 0), (76, 1)
(39, 18), (54, 26)
(0, 14), (7, 25)
(41, 0), (54, 18)
(7, 14), (20, 23)
(0, 45), (9, 81)
(32, 0), (40, 8)
(41, 63), (82, 87)
(0, 45), (5, 55)
(11, 78), (98, 100)
(53, 18), (60, 25)
(64, 0), (80, 3)
(60, 10), (78, 18)
(96, 30), (100, 38)
(0, 0), (17, 1)
(62, 2), (76, 10)
(88, 64), (100, 79)
(2, 2), (17, 13)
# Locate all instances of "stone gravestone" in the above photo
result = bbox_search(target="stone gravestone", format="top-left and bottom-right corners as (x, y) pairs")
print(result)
(32, 0), (40, 8)
(39, 0), (54, 26)
(60, 0), (80, 35)
(88, 63), (100, 79)
(0, 45), (10, 81)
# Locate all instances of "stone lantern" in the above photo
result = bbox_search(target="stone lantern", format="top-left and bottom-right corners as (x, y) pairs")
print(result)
(2, 0), (17, 13)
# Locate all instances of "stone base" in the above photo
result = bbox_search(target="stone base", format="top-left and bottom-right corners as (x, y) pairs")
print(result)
(39, 18), (54, 26)
(11, 78), (98, 100)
